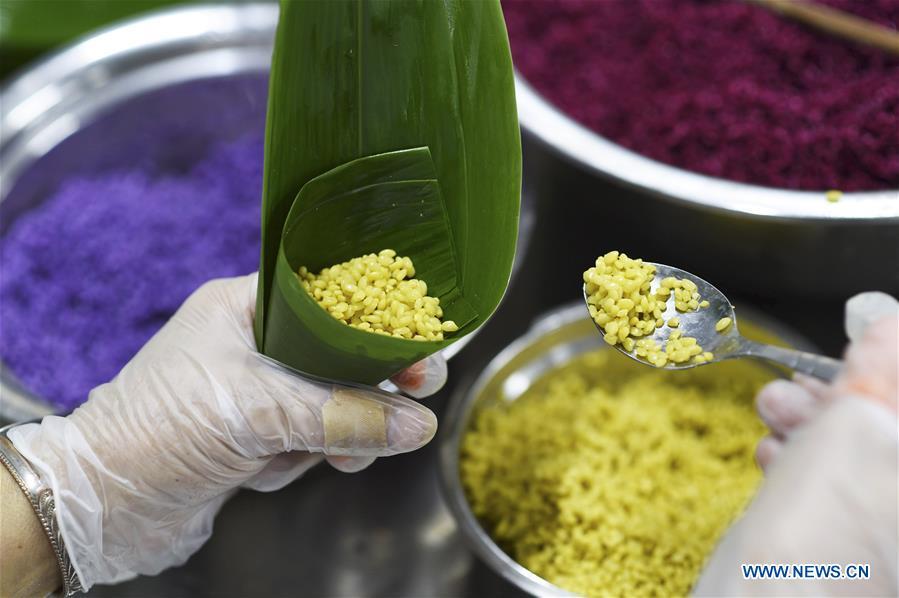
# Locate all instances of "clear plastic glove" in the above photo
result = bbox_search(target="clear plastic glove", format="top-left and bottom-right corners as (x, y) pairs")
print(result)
(755, 291), (898, 469)
(8, 273), (446, 589)
(694, 293), (899, 596)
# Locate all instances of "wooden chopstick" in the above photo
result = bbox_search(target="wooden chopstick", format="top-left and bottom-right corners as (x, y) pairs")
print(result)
(747, 0), (899, 56)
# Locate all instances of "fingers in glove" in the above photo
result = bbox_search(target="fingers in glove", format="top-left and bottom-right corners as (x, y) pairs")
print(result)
(326, 455), (377, 473)
(755, 379), (823, 439)
(243, 355), (438, 458)
(755, 436), (782, 472)
(174, 272), (260, 348)
(834, 315), (898, 411)
(792, 373), (831, 402)
(317, 385), (438, 456)
(845, 292), (899, 343)
(242, 452), (323, 492)
(390, 353), (448, 399)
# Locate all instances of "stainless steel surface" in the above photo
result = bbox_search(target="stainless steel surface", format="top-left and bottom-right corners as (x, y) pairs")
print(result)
(737, 338), (843, 381)
(0, 3), (536, 422)
(515, 75), (899, 296)
(1, 5), (278, 186)
(583, 263), (843, 380)
(439, 300), (817, 597)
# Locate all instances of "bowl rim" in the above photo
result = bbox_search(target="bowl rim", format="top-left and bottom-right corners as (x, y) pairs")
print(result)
(0, 3), (280, 185)
(438, 299), (818, 596)
(515, 75), (899, 223)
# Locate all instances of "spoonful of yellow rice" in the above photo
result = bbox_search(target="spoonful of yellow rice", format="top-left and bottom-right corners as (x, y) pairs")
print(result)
(298, 249), (458, 341)
(583, 251), (842, 381)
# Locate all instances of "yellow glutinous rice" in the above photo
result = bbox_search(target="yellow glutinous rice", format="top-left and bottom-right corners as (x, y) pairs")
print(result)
(583, 251), (711, 366)
(298, 249), (458, 341)
(460, 350), (770, 597)
(665, 334), (703, 364)
(715, 317), (733, 333)
(584, 251), (663, 346)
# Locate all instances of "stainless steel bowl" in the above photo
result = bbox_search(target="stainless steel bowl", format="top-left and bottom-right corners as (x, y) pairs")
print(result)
(515, 76), (899, 297)
(439, 301), (814, 596)
(0, 3), (534, 421)
(0, 4), (277, 421)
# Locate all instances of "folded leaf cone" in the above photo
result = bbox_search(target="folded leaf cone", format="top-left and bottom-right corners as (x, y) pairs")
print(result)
(256, 0), (520, 385)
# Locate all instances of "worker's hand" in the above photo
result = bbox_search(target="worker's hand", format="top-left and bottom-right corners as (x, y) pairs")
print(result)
(8, 273), (446, 589)
(694, 293), (898, 597)
(755, 292), (898, 469)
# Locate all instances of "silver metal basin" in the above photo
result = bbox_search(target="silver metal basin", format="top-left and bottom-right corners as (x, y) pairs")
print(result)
(0, 5), (277, 421)
(515, 76), (899, 297)
(439, 301), (814, 596)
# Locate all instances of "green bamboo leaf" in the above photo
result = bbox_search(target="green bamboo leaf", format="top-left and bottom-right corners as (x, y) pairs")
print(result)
(256, 0), (520, 383)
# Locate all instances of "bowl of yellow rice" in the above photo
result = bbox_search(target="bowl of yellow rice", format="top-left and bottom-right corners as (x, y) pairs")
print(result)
(439, 302), (811, 597)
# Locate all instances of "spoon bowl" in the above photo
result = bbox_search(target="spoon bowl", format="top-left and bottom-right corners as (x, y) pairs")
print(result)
(583, 262), (843, 381)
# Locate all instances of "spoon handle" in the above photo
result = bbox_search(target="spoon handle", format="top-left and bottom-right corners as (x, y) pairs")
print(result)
(739, 340), (842, 382)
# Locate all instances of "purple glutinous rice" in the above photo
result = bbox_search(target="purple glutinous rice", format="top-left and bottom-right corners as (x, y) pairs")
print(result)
(0, 134), (263, 411)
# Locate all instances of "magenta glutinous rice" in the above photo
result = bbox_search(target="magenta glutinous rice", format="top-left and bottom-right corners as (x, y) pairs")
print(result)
(503, 0), (899, 191)
(0, 135), (263, 411)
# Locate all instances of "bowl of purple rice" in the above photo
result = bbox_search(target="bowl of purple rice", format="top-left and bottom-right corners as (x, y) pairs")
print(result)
(0, 4), (535, 421)
(505, 0), (898, 298)
(0, 5), (279, 420)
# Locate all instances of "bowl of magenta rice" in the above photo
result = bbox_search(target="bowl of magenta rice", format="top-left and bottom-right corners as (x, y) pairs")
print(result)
(439, 302), (812, 597)
(504, 0), (899, 297)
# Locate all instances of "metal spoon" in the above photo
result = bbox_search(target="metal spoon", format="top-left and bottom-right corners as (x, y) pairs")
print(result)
(583, 263), (842, 381)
